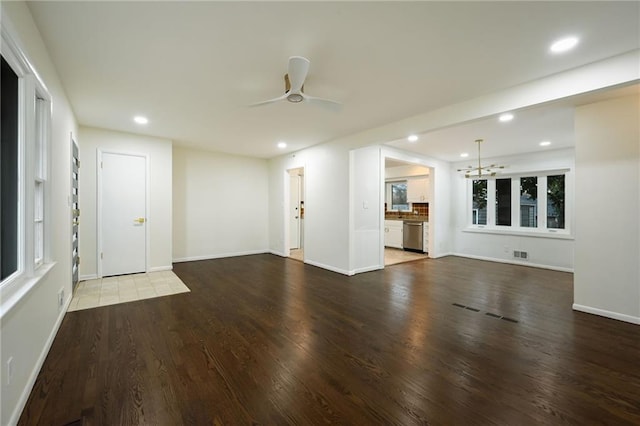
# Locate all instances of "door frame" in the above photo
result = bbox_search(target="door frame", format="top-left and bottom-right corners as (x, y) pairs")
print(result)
(96, 149), (150, 278)
(381, 152), (435, 266)
(284, 165), (305, 259)
(289, 172), (302, 249)
(71, 134), (80, 289)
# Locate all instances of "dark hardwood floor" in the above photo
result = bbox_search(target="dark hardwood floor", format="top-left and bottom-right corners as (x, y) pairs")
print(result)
(19, 255), (640, 425)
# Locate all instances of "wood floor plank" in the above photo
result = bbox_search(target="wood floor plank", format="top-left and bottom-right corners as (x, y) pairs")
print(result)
(18, 254), (640, 425)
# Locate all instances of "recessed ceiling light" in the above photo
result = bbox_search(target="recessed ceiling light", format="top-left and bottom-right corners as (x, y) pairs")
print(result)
(277, 141), (287, 149)
(133, 116), (148, 125)
(550, 36), (579, 54)
(460, 152), (469, 158)
(407, 135), (418, 142)
(540, 141), (552, 147)
(498, 113), (514, 122)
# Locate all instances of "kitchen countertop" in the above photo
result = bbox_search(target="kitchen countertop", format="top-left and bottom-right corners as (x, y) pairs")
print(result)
(385, 216), (429, 222)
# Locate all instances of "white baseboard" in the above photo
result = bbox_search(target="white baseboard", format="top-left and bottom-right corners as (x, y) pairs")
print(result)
(450, 252), (574, 273)
(148, 265), (172, 272)
(9, 293), (72, 425)
(572, 304), (640, 325)
(79, 274), (98, 281)
(173, 249), (269, 263)
(269, 250), (287, 257)
(430, 252), (453, 259)
(351, 265), (384, 275)
(304, 259), (353, 276)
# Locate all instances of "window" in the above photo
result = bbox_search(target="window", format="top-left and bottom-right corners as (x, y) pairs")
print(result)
(472, 180), (487, 225)
(1, 26), (52, 310)
(1, 57), (19, 280)
(34, 99), (49, 266)
(547, 175), (565, 229)
(495, 178), (511, 226)
(468, 172), (569, 235)
(520, 177), (537, 228)
(387, 181), (409, 211)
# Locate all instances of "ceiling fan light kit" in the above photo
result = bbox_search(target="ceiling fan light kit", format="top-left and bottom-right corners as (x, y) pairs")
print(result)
(457, 139), (506, 178)
(251, 56), (341, 109)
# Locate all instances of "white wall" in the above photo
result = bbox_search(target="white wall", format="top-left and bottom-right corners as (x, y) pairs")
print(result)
(0, 3), (78, 424)
(574, 94), (640, 324)
(172, 146), (269, 262)
(450, 148), (575, 271)
(269, 143), (452, 276)
(78, 127), (173, 278)
(385, 164), (429, 180)
(350, 146), (383, 273)
(269, 142), (351, 274)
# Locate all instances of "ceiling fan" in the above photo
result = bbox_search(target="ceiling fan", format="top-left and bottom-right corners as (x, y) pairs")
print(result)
(250, 56), (341, 109)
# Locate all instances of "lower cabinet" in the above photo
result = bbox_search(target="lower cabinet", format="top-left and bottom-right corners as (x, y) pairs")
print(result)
(423, 222), (429, 253)
(384, 220), (403, 249)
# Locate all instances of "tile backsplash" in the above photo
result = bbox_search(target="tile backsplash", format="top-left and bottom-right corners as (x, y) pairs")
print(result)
(385, 202), (429, 220)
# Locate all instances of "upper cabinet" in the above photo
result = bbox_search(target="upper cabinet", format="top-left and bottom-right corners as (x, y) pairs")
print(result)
(407, 177), (429, 202)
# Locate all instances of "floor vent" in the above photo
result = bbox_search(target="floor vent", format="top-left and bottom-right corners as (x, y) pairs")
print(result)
(452, 302), (480, 312)
(485, 312), (519, 323)
(453, 303), (519, 324)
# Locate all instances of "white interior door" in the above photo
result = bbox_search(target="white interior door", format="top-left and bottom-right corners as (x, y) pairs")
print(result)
(100, 152), (146, 276)
(289, 174), (300, 249)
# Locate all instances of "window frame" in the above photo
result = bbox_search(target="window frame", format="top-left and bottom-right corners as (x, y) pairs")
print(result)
(465, 169), (572, 239)
(1, 19), (55, 318)
(385, 180), (411, 212)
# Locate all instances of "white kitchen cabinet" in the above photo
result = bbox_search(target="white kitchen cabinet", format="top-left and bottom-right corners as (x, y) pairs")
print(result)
(423, 222), (429, 253)
(384, 220), (403, 249)
(407, 177), (429, 203)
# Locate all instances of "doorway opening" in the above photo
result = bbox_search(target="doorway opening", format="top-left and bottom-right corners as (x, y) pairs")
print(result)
(383, 157), (431, 266)
(287, 167), (304, 262)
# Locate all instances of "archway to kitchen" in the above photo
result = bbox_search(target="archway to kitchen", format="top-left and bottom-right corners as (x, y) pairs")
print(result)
(382, 156), (432, 266)
(287, 167), (305, 262)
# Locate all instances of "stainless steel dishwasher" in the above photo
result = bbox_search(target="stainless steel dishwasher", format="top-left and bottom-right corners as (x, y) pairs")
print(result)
(403, 221), (423, 252)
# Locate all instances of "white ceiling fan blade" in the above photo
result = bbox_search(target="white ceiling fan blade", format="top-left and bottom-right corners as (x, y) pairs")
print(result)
(303, 94), (343, 111)
(288, 56), (310, 93)
(249, 93), (288, 107)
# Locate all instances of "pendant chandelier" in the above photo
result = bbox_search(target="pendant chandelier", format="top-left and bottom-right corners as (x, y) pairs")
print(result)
(457, 139), (505, 178)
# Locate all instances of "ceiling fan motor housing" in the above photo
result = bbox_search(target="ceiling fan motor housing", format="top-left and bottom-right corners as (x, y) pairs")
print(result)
(284, 73), (304, 102)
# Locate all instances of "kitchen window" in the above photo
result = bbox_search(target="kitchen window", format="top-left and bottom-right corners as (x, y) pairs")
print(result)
(386, 181), (409, 211)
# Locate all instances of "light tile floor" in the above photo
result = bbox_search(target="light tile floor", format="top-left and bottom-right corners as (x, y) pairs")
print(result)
(384, 247), (428, 266)
(289, 249), (304, 262)
(68, 270), (190, 312)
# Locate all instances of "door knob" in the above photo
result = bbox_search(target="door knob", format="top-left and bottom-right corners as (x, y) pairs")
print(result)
(134, 217), (145, 224)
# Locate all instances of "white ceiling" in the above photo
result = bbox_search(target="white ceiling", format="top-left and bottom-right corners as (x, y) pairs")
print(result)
(385, 83), (639, 163)
(27, 1), (640, 159)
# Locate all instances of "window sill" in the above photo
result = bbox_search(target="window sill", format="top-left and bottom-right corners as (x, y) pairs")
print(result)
(463, 227), (574, 240)
(0, 261), (57, 320)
